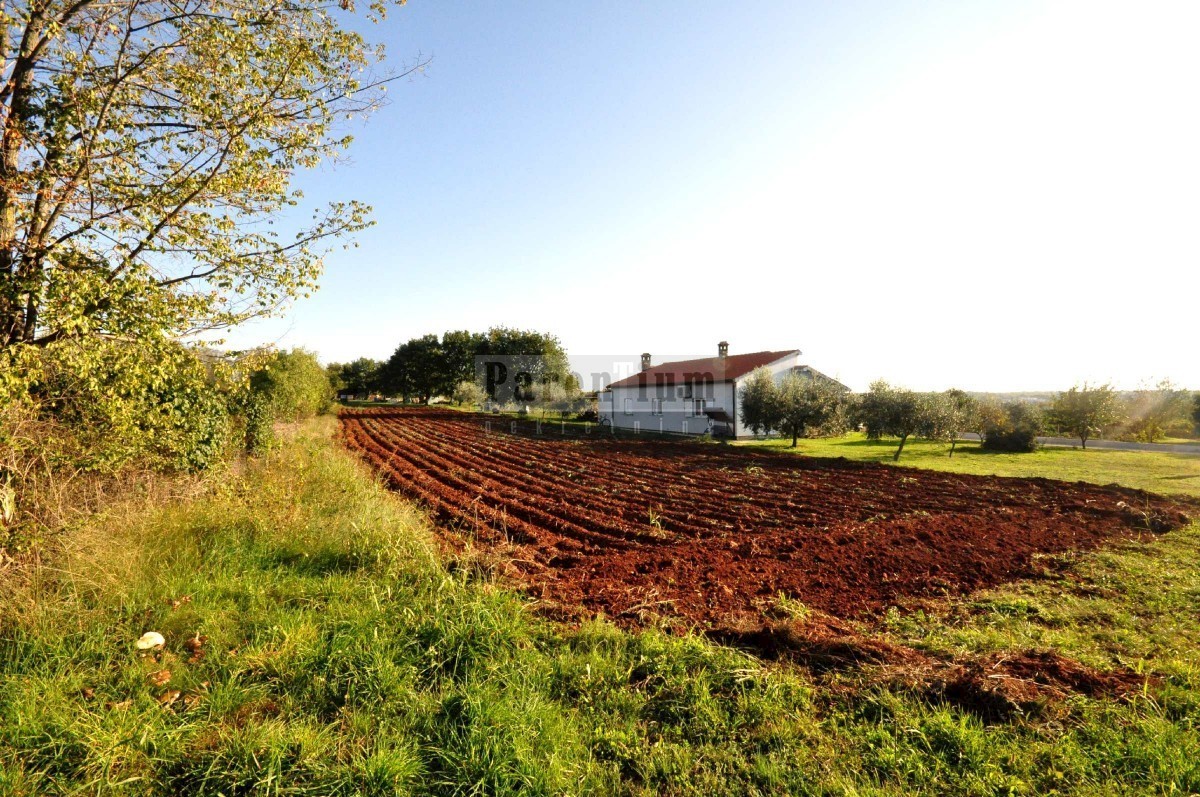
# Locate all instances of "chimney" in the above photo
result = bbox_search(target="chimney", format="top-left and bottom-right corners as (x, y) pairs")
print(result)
(640, 352), (652, 371)
(718, 341), (729, 358)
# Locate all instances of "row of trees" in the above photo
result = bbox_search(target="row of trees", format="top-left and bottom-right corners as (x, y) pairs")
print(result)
(741, 374), (1200, 458)
(328, 327), (574, 404)
(1049, 382), (1199, 446)
(739, 373), (1043, 460)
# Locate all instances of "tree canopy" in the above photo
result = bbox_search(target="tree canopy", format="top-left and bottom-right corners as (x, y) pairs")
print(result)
(0, 0), (414, 363)
(380, 327), (573, 404)
(1050, 383), (1121, 448)
(855, 380), (927, 460)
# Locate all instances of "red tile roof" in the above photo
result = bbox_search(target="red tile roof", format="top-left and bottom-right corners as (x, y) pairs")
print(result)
(607, 350), (799, 390)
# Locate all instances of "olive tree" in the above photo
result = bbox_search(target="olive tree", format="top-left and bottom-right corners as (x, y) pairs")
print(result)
(1050, 383), (1121, 449)
(738, 367), (779, 436)
(922, 389), (977, 457)
(773, 370), (849, 447)
(855, 380), (926, 461)
(452, 379), (486, 408)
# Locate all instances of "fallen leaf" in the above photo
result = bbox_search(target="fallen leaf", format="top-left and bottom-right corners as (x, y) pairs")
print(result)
(105, 700), (132, 711)
(168, 595), (193, 610)
(184, 634), (208, 662)
(156, 690), (182, 708)
(148, 669), (172, 687)
(80, 687), (95, 699)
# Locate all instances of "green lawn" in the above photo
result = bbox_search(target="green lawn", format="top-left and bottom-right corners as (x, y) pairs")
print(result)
(4, 419), (1200, 794)
(741, 433), (1200, 499)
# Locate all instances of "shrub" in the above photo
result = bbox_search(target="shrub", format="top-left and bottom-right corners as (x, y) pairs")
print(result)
(249, 349), (333, 422)
(242, 391), (277, 455)
(10, 338), (235, 473)
(982, 402), (1043, 452)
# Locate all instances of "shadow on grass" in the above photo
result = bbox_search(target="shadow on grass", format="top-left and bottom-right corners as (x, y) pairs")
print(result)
(263, 547), (373, 575)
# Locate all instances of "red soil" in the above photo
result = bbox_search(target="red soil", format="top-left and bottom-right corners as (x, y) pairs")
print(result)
(339, 407), (1196, 631)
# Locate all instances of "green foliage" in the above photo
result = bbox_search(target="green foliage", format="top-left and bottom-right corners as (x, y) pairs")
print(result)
(1119, 380), (1194, 443)
(249, 349), (332, 423)
(982, 401), (1043, 452)
(380, 327), (574, 404)
(738, 368), (849, 446)
(1194, 394), (1200, 435)
(856, 380), (928, 460)
(737, 367), (778, 436)
(241, 390), (277, 455)
(329, 358), (383, 400)
(920, 389), (978, 457)
(1050, 383), (1121, 448)
(775, 370), (849, 446)
(452, 379), (487, 408)
(8, 338), (235, 472)
(0, 0), (408, 352)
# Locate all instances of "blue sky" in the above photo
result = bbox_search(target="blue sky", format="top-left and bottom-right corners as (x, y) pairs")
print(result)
(224, 1), (1200, 391)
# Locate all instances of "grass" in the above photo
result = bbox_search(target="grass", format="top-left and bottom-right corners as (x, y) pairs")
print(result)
(741, 432), (1200, 499)
(3, 418), (1200, 794)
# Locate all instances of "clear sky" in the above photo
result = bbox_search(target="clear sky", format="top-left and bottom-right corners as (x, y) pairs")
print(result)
(223, 1), (1200, 392)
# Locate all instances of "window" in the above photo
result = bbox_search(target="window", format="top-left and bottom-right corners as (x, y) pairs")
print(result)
(651, 398), (663, 416)
(687, 399), (706, 417)
(682, 382), (693, 399)
(623, 397), (633, 415)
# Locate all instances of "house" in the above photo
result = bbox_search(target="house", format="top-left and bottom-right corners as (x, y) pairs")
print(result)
(598, 342), (836, 438)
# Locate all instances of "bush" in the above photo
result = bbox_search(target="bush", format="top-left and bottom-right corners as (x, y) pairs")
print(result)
(242, 390), (276, 455)
(249, 349), (333, 423)
(982, 402), (1043, 452)
(8, 338), (235, 473)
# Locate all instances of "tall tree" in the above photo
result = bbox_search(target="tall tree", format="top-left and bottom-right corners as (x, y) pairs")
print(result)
(0, 0), (418, 360)
(1050, 383), (1121, 449)
(335, 357), (381, 400)
(439, 329), (484, 396)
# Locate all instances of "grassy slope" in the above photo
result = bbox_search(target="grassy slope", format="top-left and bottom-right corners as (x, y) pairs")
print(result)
(741, 433), (1200, 499)
(1, 419), (1199, 795)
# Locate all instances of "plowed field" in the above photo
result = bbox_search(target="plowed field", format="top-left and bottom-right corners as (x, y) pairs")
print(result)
(340, 407), (1196, 629)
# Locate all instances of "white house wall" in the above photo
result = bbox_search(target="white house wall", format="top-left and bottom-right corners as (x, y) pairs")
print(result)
(598, 351), (802, 439)
(603, 383), (721, 435)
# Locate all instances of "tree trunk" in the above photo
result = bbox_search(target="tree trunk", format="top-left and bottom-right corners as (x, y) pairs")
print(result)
(791, 428), (798, 448)
(949, 439), (957, 458)
(893, 434), (909, 461)
(0, 13), (47, 345)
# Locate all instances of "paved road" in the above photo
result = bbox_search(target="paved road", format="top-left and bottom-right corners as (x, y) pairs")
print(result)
(959, 433), (1200, 455)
